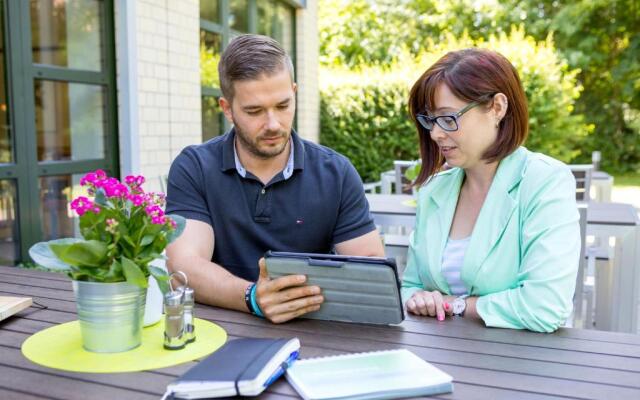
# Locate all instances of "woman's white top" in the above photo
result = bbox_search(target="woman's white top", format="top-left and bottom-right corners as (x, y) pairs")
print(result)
(441, 236), (470, 296)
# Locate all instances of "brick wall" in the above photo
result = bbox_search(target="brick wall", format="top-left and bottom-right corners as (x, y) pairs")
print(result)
(118, 0), (200, 192)
(116, 1), (318, 191)
(295, 1), (320, 143)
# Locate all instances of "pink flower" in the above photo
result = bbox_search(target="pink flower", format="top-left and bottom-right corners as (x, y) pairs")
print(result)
(105, 218), (119, 234)
(143, 192), (166, 207)
(70, 196), (99, 216)
(125, 175), (145, 186)
(128, 193), (145, 206)
(102, 179), (129, 198)
(80, 169), (108, 188)
(145, 204), (164, 218)
(124, 175), (146, 195)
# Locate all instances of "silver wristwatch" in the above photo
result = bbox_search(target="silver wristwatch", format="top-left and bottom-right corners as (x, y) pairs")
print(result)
(452, 294), (469, 317)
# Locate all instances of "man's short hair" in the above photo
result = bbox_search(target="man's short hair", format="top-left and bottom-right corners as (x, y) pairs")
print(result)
(218, 34), (294, 101)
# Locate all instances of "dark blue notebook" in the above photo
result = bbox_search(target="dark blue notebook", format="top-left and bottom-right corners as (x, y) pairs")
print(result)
(162, 337), (300, 399)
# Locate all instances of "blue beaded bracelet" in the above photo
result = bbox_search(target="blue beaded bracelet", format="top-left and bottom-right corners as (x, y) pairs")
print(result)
(244, 283), (255, 314)
(250, 282), (264, 318)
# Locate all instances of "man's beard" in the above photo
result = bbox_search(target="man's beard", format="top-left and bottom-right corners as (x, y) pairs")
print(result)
(234, 124), (290, 159)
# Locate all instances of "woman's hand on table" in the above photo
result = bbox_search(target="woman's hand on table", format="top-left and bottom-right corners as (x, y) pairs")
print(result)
(406, 290), (456, 321)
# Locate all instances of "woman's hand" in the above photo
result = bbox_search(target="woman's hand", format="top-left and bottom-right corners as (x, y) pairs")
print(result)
(406, 290), (455, 321)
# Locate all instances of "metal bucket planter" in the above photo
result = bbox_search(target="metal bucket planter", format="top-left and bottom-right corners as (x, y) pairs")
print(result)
(72, 281), (147, 353)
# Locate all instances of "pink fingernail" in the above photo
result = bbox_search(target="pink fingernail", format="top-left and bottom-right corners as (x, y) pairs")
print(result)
(438, 315), (444, 321)
(444, 302), (450, 310)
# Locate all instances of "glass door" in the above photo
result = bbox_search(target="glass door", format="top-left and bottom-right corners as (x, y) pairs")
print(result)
(1, 0), (118, 264)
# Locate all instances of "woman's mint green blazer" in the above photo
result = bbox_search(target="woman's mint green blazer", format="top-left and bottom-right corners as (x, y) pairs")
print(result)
(401, 147), (581, 332)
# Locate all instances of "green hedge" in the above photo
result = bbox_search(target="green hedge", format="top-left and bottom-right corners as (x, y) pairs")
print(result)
(320, 27), (594, 183)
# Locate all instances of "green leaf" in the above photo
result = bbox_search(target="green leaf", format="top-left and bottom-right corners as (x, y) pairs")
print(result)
(167, 214), (186, 243)
(29, 238), (81, 271)
(121, 256), (148, 288)
(148, 265), (170, 294)
(49, 240), (108, 267)
(140, 234), (155, 247)
(94, 188), (109, 207)
(103, 259), (125, 282)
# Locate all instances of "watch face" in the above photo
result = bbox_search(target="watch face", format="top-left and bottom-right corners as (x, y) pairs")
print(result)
(452, 298), (465, 315)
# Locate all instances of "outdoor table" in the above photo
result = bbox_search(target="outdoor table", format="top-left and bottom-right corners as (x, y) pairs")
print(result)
(2, 266), (640, 399)
(366, 193), (416, 229)
(586, 202), (640, 333)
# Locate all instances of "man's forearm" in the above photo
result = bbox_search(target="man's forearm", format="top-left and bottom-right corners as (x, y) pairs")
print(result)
(167, 255), (251, 312)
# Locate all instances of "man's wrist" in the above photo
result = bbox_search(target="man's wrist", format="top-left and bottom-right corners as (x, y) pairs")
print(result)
(244, 283), (256, 314)
(250, 283), (265, 318)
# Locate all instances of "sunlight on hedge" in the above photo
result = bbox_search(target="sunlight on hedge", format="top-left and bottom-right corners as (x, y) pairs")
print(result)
(320, 26), (594, 182)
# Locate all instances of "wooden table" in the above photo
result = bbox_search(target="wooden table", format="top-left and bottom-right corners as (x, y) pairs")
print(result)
(2, 266), (640, 399)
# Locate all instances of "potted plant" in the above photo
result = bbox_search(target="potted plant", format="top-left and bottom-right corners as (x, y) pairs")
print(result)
(29, 170), (185, 353)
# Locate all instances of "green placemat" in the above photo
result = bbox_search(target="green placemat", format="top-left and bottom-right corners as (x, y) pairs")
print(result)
(22, 318), (227, 373)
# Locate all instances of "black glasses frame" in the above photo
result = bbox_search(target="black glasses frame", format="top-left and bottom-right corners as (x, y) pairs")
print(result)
(416, 94), (495, 133)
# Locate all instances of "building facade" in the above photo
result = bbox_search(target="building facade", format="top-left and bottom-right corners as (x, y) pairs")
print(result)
(0, 0), (318, 265)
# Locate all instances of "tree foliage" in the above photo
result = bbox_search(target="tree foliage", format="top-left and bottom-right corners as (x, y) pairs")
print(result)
(319, 0), (640, 173)
(320, 29), (592, 182)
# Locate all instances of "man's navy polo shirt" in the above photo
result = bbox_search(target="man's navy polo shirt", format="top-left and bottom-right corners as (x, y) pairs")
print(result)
(166, 129), (376, 282)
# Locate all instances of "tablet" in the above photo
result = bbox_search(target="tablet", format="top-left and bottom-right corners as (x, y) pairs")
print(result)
(264, 251), (404, 325)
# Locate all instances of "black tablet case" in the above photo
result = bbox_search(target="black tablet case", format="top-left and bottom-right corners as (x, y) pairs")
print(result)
(264, 252), (405, 325)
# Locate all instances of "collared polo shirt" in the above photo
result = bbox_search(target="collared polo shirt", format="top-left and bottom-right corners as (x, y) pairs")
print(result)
(166, 129), (376, 281)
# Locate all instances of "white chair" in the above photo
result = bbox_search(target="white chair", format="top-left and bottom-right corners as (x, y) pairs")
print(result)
(380, 170), (395, 194)
(571, 204), (588, 328)
(569, 164), (594, 202)
(383, 234), (410, 276)
(363, 181), (381, 194)
(393, 160), (418, 195)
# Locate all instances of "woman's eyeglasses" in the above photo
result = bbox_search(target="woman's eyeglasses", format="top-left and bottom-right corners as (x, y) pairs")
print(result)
(416, 94), (494, 132)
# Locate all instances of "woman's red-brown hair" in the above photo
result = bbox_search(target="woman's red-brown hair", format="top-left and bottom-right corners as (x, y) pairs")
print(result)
(409, 48), (529, 186)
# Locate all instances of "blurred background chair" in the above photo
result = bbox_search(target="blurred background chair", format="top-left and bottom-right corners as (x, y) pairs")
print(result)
(393, 160), (418, 195)
(569, 164), (594, 202)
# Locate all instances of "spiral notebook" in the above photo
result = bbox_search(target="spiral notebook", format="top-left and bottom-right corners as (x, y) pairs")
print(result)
(285, 349), (453, 400)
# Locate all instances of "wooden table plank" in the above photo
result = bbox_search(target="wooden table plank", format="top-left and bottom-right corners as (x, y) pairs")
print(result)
(0, 364), (161, 400)
(0, 273), (74, 290)
(0, 387), (55, 400)
(195, 307), (640, 370)
(2, 266), (640, 399)
(0, 267), (69, 282)
(7, 294), (637, 394)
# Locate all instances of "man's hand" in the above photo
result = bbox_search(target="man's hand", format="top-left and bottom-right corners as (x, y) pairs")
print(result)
(254, 258), (324, 324)
(406, 290), (455, 321)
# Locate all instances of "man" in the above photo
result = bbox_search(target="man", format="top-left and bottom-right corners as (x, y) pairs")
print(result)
(166, 34), (384, 324)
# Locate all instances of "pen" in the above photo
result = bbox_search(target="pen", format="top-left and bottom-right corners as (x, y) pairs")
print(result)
(263, 350), (299, 387)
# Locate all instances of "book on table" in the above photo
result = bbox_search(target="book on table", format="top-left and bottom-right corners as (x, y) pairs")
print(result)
(285, 348), (453, 400)
(163, 337), (300, 399)
(0, 296), (32, 322)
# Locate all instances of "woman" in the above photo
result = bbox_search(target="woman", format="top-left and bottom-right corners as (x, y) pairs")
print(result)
(402, 48), (580, 332)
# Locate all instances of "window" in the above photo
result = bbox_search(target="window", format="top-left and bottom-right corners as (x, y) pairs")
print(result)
(199, 0), (296, 142)
(0, 0), (118, 263)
